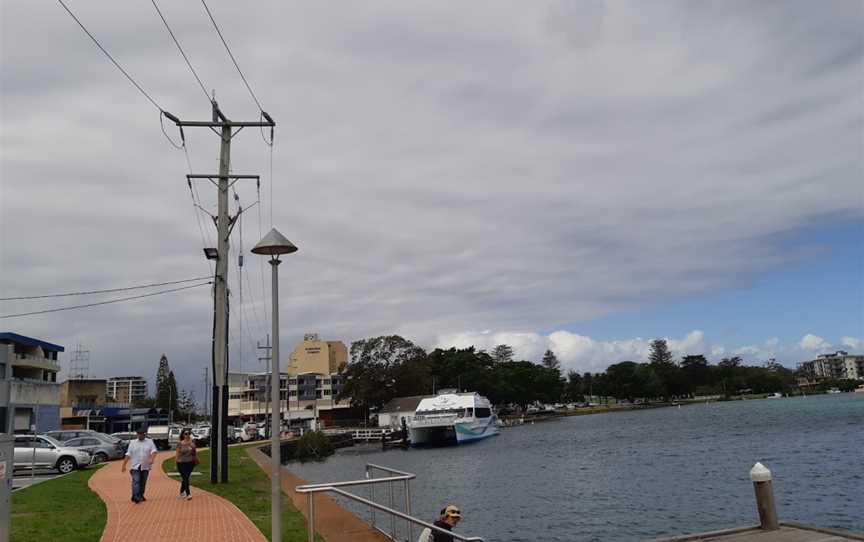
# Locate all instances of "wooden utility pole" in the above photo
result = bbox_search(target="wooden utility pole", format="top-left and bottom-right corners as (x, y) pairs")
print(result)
(167, 102), (274, 483)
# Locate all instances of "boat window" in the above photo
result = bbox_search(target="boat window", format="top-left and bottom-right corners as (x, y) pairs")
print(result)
(465, 408), (474, 417)
(416, 409), (464, 417)
(475, 407), (491, 418)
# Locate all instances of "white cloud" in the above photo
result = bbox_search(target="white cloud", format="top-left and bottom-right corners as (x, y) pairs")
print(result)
(840, 337), (862, 350)
(798, 334), (832, 352)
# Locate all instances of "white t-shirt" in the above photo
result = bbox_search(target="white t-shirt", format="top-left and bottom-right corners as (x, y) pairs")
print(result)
(125, 438), (158, 470)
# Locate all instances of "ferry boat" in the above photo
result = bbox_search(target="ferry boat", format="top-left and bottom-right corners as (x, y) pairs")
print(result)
(409, 391), (500, 446)
(855, 384), (864, 394)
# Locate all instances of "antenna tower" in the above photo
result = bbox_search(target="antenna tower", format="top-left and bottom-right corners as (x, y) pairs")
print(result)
(69, 344), (90, 379)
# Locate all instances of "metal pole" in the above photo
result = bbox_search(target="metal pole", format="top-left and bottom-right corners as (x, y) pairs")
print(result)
(307, 492), (315, 542)
(405, 479), (413, 542)
(388, 479), (396, 538)
(270, 256), (283, 542)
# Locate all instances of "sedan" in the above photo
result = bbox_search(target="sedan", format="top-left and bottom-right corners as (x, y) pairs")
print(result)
(63, 436), (124, 463)
(13, 435), (92, 474)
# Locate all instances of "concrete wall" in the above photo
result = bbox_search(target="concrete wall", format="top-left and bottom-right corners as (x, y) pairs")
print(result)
(60, 379), (107, 407)
(10, 380), (60, 406)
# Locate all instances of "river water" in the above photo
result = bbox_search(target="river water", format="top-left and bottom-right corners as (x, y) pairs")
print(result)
(287, 394), (864, 541)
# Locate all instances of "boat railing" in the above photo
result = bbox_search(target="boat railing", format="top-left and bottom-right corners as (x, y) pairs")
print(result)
(295, 463), (485, 542)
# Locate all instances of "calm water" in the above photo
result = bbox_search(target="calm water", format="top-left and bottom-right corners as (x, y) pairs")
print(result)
(288, 394), (864, 541)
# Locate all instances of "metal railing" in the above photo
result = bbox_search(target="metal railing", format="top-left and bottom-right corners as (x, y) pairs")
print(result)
(295, 463), (484, 542)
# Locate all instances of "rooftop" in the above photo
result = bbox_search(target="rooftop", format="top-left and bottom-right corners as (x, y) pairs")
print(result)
(0, 332), (65, 352)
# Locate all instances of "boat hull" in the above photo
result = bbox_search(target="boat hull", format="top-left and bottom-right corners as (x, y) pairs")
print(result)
(410, 417), (499, 446)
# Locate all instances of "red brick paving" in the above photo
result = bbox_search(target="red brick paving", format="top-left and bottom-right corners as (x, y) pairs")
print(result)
(89, 451), (267, 542)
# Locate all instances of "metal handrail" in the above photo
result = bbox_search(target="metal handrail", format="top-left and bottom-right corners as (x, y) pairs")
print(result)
(295, 463), (484, 542)
(330, 487), (484, 542)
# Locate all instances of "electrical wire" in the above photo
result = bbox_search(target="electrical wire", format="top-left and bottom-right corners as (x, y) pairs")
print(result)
(57, 0), (165, 113)
(150, 0), (211, 103)
(0, 282), (212, 319)
(200, 0), (264, 112)
(1, 276), (213, 301)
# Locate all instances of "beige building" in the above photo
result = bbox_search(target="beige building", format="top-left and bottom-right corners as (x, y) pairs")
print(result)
(286, 333), (348, 375)
(106, 376), (148, 403)
(226, 371), (350, 426)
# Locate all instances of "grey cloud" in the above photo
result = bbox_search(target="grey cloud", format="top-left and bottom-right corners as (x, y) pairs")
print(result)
(1, 1), (862, 399)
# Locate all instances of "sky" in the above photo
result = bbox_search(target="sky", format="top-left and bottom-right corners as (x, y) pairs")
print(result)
(1, 1), (862, 400)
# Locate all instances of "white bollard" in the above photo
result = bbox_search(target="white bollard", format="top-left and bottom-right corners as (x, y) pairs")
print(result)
(750, 462), (779, 530)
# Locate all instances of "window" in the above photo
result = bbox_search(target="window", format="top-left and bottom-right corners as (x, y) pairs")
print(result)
(323, 379), (331, 385)
(475, 407), (492, 418)
(323, 390), (331, 396)
(66, 438), (84, 447)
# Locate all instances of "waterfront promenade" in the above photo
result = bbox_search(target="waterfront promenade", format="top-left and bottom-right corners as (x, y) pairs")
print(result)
(88, 451), (266, 542)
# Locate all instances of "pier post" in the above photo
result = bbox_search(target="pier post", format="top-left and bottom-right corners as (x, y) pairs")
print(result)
(750, 462), (779, 530)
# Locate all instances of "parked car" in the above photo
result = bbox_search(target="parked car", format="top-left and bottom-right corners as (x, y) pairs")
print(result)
(63, 435), (125, 463)
(13, 435), (92, 474)
(45, 429), (127, 456)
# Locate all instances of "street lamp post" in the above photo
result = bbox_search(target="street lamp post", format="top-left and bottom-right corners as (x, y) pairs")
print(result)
(252, 228), (298, 542)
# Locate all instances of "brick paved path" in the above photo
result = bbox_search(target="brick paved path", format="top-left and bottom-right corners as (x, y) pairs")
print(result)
(89, 451), (267, 542)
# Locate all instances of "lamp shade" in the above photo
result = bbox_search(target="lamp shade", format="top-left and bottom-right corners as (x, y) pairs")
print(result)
(251, 227), (298, 256)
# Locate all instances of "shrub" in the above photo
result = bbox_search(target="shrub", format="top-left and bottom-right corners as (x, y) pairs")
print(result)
(294, 430), (335, 462)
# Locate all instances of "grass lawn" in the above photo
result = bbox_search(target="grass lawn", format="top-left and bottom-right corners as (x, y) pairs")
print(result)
(163, 444), (322, 542)
(11, 466), (106, 542)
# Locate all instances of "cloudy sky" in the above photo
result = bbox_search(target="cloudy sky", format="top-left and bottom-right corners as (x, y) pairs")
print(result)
(1, 1), (862, 399)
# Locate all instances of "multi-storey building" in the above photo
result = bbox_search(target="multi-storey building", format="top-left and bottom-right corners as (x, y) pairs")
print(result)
(226, 370), (350, 427)
(798, 351), (864, 381)
(106, 376), (148, 404)
(0, 332), (63, 433)
(286, 333), (348, 375)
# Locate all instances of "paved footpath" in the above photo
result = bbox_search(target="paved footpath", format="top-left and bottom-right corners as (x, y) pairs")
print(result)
(89, 451), (267, 542)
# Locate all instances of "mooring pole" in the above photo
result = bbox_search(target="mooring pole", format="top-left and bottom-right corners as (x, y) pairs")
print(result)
(750, 462), (779, 530)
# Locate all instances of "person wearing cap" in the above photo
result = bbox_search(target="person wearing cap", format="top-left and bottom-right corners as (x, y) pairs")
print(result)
(121, 426), (158, 503)
(417, 504), (462, 542)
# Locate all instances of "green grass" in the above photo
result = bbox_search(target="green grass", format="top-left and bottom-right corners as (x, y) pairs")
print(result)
(11, 466), (107, 542)
(163, 444), (322, 542)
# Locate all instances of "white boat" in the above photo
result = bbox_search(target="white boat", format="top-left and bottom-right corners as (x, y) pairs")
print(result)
(409, 391), (500, 446)
(854, 384), (864, 394)
(766, 392), (783, 399)
(827, 388), (841, 394)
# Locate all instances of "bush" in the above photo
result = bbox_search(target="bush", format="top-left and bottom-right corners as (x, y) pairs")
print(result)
(294, 430), (335, 462)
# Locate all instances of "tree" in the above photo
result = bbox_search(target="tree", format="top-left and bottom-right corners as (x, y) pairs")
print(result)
(155, 354), (177, 411)
(648, 339), (674, 365)
(491, 344), (514, 364)
(681, 355), (710, 388)
(541, 350), (560, 371)
(338, 336), (427, 412)
(564, 370), (584, 402)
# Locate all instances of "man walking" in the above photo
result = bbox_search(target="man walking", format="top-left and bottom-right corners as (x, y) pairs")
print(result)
(121, 426), (158, 503)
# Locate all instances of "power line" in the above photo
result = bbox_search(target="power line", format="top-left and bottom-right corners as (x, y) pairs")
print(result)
(1, 276), (213, 301)
(0, 282), (212, 319)
(56, 0), (164, 113)
(150, 0), (211, 103)
(200, 0), (264, 112)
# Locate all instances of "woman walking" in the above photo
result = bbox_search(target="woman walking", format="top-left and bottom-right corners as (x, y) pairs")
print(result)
(175, 429), (198, 500)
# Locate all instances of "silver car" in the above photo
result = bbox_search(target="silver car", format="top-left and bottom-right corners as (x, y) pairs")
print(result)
(45, 429), (127, 457)
(13, 435), (92, 474)
(63, 435), (124, 463)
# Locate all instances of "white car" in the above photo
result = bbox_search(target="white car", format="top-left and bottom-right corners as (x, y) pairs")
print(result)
(13, 435), (92, 474)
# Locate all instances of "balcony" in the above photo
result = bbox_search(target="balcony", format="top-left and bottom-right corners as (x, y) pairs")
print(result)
(12, 353), (59, 372)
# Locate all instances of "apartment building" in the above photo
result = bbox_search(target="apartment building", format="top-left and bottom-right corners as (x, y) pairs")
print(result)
(0, 332), (63, 433)
(286, 333), (348, 375)
(106, 376), (148, 404)
(226, 371), (349, 424)
(798, 351), (864, 381)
